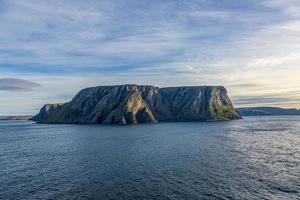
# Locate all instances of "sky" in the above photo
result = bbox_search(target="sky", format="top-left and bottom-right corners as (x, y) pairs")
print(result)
(0, 0), (300, 115)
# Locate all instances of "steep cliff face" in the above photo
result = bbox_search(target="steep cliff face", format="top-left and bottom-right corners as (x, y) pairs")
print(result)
(31, 103), (64, 122)
(32, 85), (241, 124)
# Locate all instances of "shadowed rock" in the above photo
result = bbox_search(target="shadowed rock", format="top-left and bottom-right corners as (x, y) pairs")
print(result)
(31, 104), (64, 122)
(32, 85), (241, 124)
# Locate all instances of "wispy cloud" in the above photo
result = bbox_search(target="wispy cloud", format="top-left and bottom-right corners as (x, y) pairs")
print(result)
(229, 83), (262, 88)
(261, 0), (300, 17)
(0, 78), (41, 91)
(0, 0), (300, 114)
(189, 10), (232, 20)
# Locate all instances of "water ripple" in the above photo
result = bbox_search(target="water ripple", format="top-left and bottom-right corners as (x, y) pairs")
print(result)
(0, 117), (299, 200)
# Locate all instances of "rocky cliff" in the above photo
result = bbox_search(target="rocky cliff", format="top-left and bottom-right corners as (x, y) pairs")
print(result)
(32, 85), (241, 124)
(31, 103), (64, 122)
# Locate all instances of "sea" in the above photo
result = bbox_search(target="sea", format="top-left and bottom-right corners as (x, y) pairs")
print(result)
(0, 116), (299, 200)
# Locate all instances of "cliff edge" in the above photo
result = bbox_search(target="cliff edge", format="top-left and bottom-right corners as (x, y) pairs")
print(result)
(32, 85), (241, 124)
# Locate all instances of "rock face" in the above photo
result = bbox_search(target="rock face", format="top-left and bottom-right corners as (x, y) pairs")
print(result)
(31, 103), (64, 122)
(32, 85), (241, 124)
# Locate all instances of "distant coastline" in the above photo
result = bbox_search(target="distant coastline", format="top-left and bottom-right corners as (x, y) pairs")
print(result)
(237, 107), (300, 116)
(0, 115), (33, 121)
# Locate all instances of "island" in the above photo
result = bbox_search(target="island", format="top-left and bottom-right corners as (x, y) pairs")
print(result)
(32, 84), (241, 124)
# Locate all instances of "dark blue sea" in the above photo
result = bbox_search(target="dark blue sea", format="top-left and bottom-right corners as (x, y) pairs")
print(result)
(0, 116), (299, 200)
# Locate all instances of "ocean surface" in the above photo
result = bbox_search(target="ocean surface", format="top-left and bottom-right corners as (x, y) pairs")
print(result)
(0, 117), (299, 200)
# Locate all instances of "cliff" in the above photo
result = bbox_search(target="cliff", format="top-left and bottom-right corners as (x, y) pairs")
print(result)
(32, 85), (241, 124)
(31, 103), (64, 122)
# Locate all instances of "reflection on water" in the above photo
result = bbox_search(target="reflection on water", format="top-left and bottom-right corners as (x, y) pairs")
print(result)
(0, 117), (299, 200)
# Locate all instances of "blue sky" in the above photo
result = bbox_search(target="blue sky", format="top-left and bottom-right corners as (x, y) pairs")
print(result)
(1, 0), (300, 115)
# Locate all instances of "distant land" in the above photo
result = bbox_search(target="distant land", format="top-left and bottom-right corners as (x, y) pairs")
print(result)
(0, 115), (33, 120)
(32, 84), (241, 124)
(237, 107), (300, 116)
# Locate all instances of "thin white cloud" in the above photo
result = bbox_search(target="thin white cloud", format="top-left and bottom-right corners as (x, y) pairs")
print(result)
(190, 10), (232, 19)
(262, 0), (300, 17)
(247, 53), (300, 69)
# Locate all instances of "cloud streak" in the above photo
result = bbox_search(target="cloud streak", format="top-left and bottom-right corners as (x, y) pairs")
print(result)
(0, 78), (41, 91)
(0, 0), (300, 114)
